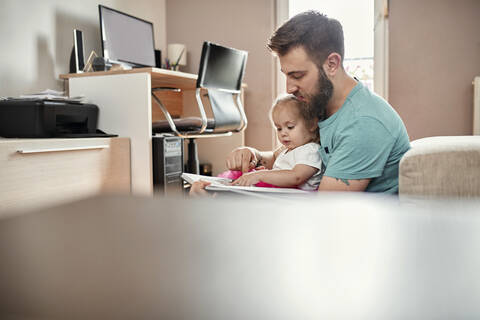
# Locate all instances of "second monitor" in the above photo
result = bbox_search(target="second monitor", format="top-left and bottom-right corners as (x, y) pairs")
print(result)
(99, 5), (156, 68)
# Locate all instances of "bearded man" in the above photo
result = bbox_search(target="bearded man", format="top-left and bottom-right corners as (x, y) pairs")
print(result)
(197, 11), (410, 194)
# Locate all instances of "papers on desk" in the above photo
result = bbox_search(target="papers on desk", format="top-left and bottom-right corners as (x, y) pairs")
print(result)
(181, 172), (309, 198)
(18, 89), (87, 103)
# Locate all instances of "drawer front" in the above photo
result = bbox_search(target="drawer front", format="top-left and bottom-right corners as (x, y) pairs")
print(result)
(0, 138), (130, 214)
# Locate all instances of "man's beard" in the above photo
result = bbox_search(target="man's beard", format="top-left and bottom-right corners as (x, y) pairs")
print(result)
(306, 68), (333, 121)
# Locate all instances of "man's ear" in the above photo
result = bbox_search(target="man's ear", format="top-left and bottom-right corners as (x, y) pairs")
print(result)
(323, 52), (342, 76)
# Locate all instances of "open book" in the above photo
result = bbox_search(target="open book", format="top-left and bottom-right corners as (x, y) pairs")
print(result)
(181, 173), (309, 196)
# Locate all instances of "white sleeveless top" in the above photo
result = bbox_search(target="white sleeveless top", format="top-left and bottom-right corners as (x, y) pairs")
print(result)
(273, 142), (323, 191)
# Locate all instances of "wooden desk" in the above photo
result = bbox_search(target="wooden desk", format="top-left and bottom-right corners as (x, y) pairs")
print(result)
(61, 68), (245, 195)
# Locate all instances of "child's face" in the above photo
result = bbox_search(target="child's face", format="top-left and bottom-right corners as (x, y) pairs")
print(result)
(272, 103), (315, 151)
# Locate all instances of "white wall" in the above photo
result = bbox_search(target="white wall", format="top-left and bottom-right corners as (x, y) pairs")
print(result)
(166, 0), (277, 151)
(388, 0), (480, 140)
(0, 0), (166, 97)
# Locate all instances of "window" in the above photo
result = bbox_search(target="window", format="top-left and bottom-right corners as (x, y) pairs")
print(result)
(288, 0), (374, 90)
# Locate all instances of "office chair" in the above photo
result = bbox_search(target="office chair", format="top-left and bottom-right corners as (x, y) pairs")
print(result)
(152, 41), (248, 174)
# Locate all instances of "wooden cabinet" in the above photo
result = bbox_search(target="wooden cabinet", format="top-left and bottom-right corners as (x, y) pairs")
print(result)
(0, 137), (130, 214)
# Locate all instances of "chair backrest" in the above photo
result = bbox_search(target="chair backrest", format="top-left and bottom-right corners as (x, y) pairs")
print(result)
(197, 41), (247, 93)
(196, 42), (248, 132)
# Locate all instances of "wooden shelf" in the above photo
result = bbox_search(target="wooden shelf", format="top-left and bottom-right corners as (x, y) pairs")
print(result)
(60, 68), (198, 91)
(60, 68), (246, 91)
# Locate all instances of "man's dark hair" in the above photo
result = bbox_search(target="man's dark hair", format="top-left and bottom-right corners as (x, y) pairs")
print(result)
(267, 11), (344, 68)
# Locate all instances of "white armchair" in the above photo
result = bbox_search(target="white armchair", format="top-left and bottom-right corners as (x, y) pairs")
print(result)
(399, 136), (480, 198)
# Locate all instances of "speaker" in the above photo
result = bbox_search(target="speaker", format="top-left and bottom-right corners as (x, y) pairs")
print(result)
(73, 29), (85, 73)
(69, 47), (76, 73)
(152, 136), (184, 196)
(155, 49), (162, 68)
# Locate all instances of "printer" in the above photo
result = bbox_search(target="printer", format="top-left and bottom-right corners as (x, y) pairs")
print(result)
(0, 99), (103, 138)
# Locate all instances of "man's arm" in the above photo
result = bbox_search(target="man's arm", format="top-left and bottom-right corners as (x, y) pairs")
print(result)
(318, 176), (370, 192)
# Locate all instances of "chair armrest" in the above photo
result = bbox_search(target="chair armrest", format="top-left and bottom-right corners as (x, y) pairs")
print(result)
(152, 88), (209, 137)
(399, 136), (480, 198)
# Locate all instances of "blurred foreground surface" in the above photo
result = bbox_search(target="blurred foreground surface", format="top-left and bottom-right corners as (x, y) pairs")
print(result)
(1, 193), (479, 319)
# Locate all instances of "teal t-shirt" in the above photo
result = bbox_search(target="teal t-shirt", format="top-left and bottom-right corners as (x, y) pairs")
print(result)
(318, 81), (410, 194)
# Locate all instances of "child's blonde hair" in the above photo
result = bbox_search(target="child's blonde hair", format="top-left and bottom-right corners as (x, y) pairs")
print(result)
(270, 94), (320, 143)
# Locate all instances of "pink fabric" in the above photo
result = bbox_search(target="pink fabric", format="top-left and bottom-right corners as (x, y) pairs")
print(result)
(218, 170), (284, 188)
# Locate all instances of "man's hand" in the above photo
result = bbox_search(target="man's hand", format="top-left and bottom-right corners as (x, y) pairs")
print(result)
(189, 180), (211, 197)
(226, 147), (259, 173)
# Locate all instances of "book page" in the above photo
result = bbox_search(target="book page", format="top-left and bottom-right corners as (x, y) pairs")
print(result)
(181, 173), (308, 194)
(181, 173), (232, 186)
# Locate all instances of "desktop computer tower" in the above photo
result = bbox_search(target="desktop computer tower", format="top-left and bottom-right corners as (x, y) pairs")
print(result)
(152, 136), (184, 196)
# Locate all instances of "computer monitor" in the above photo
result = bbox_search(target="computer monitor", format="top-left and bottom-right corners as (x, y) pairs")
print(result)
(98, 5), (156, 68)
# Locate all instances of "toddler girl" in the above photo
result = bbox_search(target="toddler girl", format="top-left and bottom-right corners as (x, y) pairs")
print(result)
(229, 94), (323, 191)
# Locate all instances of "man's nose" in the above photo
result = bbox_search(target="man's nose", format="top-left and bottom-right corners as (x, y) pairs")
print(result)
(286, 79), (298, 94)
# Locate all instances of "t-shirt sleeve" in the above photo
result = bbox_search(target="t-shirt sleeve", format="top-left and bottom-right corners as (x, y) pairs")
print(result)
(324, 116), (395, 180)
(293, 143), (323, 170)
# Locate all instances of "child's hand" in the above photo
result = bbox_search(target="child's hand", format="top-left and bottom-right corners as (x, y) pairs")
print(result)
(189, 180), (211, 197)
(232, 171), (263, 186)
